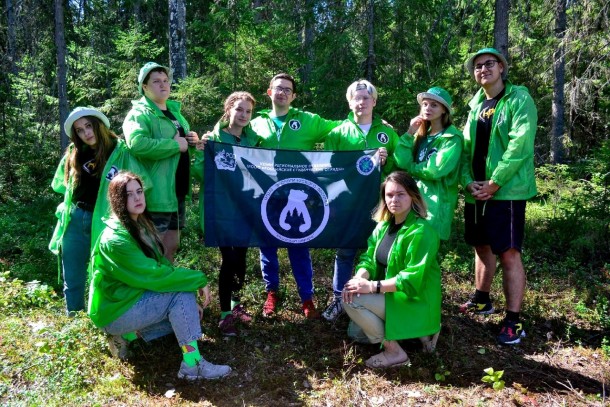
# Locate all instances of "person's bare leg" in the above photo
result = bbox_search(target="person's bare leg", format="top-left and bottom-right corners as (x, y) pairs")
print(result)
(499, 248), (525, 312)
(366, 340), (409, 367)
(162, 229), (180, 263)
(474, 245), (496, 291)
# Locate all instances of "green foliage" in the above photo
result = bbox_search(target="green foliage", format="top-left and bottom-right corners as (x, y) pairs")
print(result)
(0, 272), (58, 310)
(481, 367), (505, 391)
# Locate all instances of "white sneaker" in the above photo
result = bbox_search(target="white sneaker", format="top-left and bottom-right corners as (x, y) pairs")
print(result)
(322, 297), (344, 322)
(177, 359), (232, 380)
(107, 335), (131, 360)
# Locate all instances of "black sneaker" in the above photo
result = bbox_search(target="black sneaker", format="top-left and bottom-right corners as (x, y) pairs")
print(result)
(459, 296), (495, 315)
(497, 319), (526, 345)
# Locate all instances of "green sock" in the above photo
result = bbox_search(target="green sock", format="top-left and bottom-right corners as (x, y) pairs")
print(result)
(231, 299), (240, 310)
(181, 340), (202, 367)
(220, 311), (232, 320)
(122, 332), (138, 342)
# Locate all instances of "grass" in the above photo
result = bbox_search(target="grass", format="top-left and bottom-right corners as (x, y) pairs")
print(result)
(1, 169), (610, 405)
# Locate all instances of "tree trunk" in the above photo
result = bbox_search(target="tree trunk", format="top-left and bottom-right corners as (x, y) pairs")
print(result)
(6, 0), (17, 73)
(551, 0), (567, 163)
(299, 0), (315, 93)
(55, 0), (70, 151)
(493, 0), (509, 58)
(365, 0), (376, 81)
(169, 0), (187, 81)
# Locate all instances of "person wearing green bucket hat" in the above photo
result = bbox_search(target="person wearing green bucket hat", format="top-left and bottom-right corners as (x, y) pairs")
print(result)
(459, 47), (538, 346)
(394, 86), (463, 242)
(123, 62), (200, 263)
(49, 106), (151, 316)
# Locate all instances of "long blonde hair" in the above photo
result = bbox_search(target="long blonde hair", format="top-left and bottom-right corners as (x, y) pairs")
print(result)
(372, 171), (427, 222)
(412, 107), (452, 161)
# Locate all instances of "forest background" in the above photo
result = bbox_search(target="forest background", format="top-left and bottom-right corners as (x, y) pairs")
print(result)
(1, 0), (609, 406)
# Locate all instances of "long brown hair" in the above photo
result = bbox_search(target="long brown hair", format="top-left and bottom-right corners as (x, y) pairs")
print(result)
(220, 91), (257, 123)
(412, 106), (453, 161)
(372, 171), (427, 222)
(107, 172), (164, 259)
(64, 116), (118, 186)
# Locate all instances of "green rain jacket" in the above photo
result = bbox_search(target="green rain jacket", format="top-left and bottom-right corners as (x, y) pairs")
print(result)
(191, 121), (262, 231)
(324, 112), (399, 177)
(123, 96), (194, 212)
(356, 211), (441, 341)
(394, 125), (463, 240)
(251, 107), (340, 150)
(87, 217), (208, 328)
(460, 81), (538, 202)
(49, 139), (152, 257)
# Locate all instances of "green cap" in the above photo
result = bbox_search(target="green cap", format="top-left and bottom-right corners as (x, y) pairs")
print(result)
(465, 47), (509, 79)
(417, 87), (453, 115)
(64, 107), (110, 137)
(138, 62), (172, 95)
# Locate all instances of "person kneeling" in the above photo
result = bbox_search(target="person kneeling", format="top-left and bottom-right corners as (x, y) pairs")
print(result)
(342, 171), (441, 368)
(87, 171), (231, 380)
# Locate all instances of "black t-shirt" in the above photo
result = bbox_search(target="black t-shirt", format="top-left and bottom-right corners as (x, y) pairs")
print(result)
(162, 109), (189, 199)
(73, 147), (101, 206)
(473, 88), (505, 181)
(375, 220), (404, 277)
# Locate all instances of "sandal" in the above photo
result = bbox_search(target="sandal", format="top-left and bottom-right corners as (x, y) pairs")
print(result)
(365, 351), (410, 369)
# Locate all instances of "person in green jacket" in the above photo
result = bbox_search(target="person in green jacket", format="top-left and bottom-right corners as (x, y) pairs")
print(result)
(394, 86), (463, 241)
(249, 73), (341, 319)
(49, 107), (150, 315)
(88, 171), (231, 380)
(123, 62), (200, 263)
(342, 171), (441, 368)
(193, 91), (261, 336)
(322, 79), (398, 323)
(459, 47), (538, 346)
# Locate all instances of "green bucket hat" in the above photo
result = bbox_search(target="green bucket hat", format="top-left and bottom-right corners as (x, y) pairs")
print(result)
(138, 62), (172, 95)
(465, 47), (509, 80)
(417, 87), (453, 115)
(64, 107), (110, 137)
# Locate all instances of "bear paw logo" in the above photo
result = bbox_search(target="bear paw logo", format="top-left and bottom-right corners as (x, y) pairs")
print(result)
(214, 150), (237, 171)
(279, 189), (311, 233)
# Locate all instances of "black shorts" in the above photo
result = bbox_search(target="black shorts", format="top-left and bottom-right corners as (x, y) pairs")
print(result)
(464, 200), (526, 255)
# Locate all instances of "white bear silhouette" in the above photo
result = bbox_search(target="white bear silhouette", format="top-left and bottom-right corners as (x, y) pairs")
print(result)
(279, 189), (311, 233)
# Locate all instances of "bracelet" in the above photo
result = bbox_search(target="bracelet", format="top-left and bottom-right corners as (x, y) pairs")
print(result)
(376, 280), (381, 294)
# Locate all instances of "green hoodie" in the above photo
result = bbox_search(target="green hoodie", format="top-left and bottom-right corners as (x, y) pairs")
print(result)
(191, 121), (262, 231)
(460, 81), (538, 202)
(324, 112), (399, 177)
(394, 125), (463, 240)
(251, 107), (340, 150)
(123, 96), (194, 212)
(87, 217), (208, 328)
(49, 139), (152, 257)
(356, 211), (441, 341)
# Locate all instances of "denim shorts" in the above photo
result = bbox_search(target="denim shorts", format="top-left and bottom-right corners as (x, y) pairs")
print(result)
(150, 199), (186, 232)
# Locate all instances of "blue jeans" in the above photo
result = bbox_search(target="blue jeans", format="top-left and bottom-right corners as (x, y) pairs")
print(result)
(61, 207), (92, 313)
(333, 248), (358, 298)
(259, 247), (314, 302)
(102, 290), (201, 347)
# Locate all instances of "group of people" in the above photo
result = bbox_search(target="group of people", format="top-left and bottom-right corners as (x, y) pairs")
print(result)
(49, 46), (537, 379)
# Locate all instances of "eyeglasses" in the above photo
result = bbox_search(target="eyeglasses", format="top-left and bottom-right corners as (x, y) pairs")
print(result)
(271, 86), (293, 95)
(474, 60), (499, 72)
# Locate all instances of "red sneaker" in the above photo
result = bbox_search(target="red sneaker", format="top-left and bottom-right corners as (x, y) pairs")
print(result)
(302, 299), (320, 320)
(262, 291), (279, 317)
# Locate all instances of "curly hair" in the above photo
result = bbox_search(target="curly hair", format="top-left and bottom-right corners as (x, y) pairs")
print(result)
(220, 91), (257, 123)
